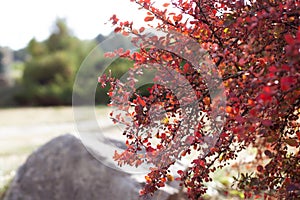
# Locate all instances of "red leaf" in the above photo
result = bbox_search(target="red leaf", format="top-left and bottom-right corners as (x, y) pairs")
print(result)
(281, 76), (296, 91)
(284, 34), (294, 45)
(120, 49), (130, 57)
(263, 86), (272, 93)
(104, 52), (116, 58)
(139, 190), (145, 195)
(183, 63), (190, 73)
(163, 3), (170, 7)
(114, 27), (122, 33)
(146, 146), (155, 153)
(139, 27), (145, 33)
(220, 132), (229, 138)
(257, 93), (272, 103)
(199, 160), (205, 167)
(177, 170), (184, 175)
(193, 159), (206, 167)
(262, 119), (272, 127)
(257, 165), (263, 172)
(246, 16), (251, 23)
(157, 182), (165, 187)
(144, 16), (154, 22)
(297, 131), (300, 140)
(256, 86), (273, 103)
(269, 66), (278, 73)
(110, 14), (119, 25)
(282, 65), (290, 71)
(108, 91), (113, 97)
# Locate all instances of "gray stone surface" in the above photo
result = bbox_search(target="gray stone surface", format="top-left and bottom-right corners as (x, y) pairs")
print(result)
(4, 134), (188, 200)
(4, 134), (154, 200)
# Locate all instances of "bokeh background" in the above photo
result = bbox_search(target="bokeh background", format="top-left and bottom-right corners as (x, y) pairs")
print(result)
(0, 0), (147, 198)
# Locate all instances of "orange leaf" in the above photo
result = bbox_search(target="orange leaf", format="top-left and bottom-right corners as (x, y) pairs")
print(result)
(163, 3), (170, 7)
(226, 106), (233, 113)
(173, 14), (182, 22)
(132, 29), (138, 34)
(122, 31), (129, 36)
(145, 175), (151, 183)
(137, 96), (146, 107)
(144, 16), (154, 22)
(248, 99), (255, 106)
(162, 54), (173, 61)
(203, 97), (210, 105)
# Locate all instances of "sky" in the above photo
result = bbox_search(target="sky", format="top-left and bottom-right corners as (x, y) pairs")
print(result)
(0, 0), (149, 50)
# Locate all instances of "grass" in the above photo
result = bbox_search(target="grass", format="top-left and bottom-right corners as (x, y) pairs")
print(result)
(0, 177), (12, 200)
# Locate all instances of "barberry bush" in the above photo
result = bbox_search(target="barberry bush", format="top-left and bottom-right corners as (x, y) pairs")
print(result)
(99, 0), (300, 199)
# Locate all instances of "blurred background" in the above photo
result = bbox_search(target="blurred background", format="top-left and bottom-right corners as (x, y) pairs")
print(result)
(0, 0), (147, 198)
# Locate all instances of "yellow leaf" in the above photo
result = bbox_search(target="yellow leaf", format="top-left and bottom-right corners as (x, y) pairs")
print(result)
(161, 117), (169, 124)
(167, 174), (174, 181)
(224, 28), (229, 34)
(219, 153), (224, 161)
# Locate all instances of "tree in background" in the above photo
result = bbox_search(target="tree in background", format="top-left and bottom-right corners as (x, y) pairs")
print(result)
(100, 0), (300, 199)
(15, 19), (135, 106)
(46, 19), (75, 52)
(18, 19), (96, 105)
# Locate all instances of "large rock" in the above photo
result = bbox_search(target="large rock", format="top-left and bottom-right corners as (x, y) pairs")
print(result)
(4, 134), (157, 200)
(4, 134), (188, 200)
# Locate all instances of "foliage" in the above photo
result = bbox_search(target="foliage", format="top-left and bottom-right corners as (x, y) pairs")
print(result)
(15, 18), (135, 106)
(96, 58), (135, 104)
(99, 0), (300, 199)
(17, 19), (97, 106)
